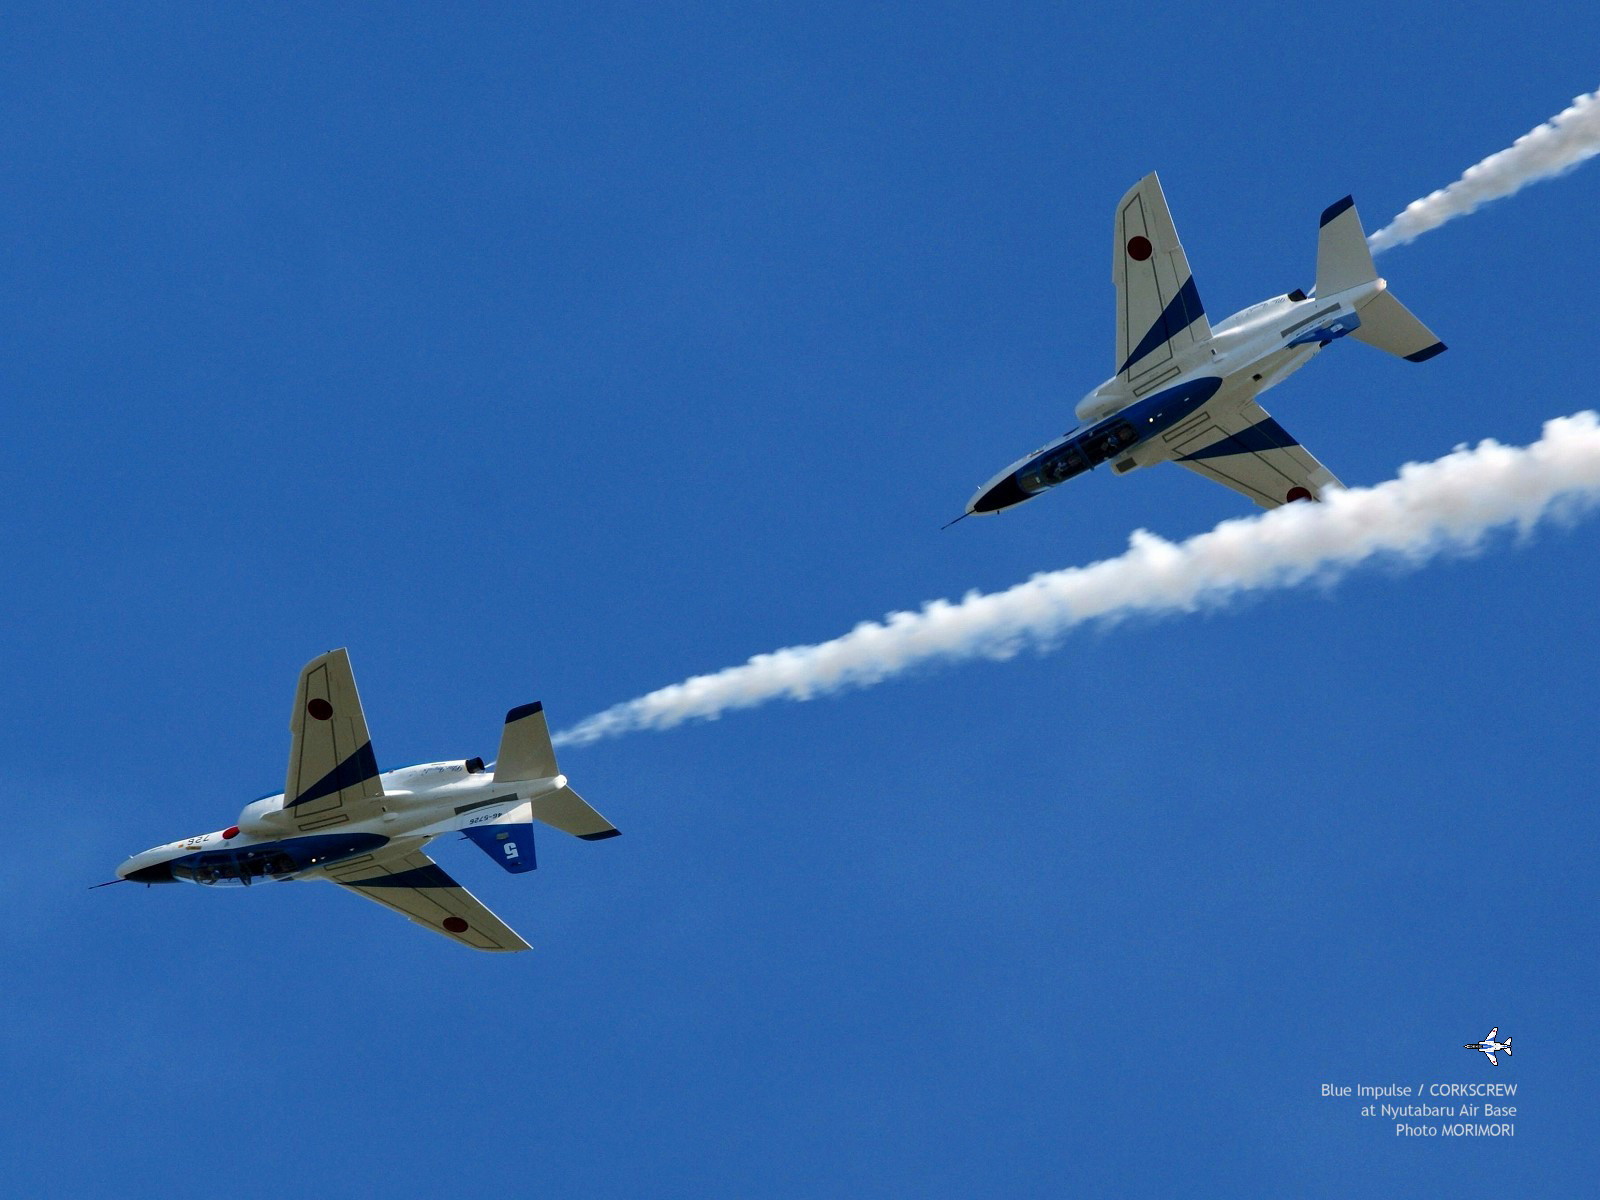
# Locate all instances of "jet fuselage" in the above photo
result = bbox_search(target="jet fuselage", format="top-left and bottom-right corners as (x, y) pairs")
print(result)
(118, 761), (561, 886)
(968, 281), (1375, 515)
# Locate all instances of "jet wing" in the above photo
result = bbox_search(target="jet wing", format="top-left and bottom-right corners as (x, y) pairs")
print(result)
(1167, 399), (1342, 509)
(283, 648), (386, 834)
(1114, 173), (1211, 389)
(1485, 1027), (1499, 1041)
(1484, 1051), (1498, 1066)
(324, 847), (531, 952)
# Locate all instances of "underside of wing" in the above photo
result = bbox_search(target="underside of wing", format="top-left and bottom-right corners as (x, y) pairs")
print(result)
(1114, 173), (1211, 390)
(284, 649), (386, 834)
(324, 846), (531, 952)
(1166, 399), (1341, 509)
(1484, 1051), (1498, 1066)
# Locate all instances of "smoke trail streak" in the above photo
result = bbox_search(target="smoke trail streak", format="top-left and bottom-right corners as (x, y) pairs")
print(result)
(1368, 87), (1600, 252)
(556, 413), (1600, 746)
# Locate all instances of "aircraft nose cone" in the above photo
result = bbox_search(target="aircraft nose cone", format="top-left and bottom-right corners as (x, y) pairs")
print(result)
(123, 870), (178, 889)
(971, 475), (1030, 514)
(118, 852), (177, 884)
(122, 862), (177, 884)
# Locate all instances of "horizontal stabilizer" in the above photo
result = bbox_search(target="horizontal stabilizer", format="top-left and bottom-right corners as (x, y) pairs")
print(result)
(1351, 290), (1447, 363)
(494, 702), (559, 782)
(532, 785), (620, 841)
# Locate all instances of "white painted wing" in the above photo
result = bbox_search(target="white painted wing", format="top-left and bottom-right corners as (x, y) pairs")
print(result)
(1484, 1050), (1498, 1066)
(283, 648), (386, 834)
(1166, 399), (1342, 509)
(1485, 1027), (1498, 1041)
(1113, 173), (1211, 389)
(324, 847), (531, 952)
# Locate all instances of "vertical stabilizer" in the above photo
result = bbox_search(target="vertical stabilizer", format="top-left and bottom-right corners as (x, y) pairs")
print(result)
(1314, 195), (1378, 297)
(494, 702), (559, 782)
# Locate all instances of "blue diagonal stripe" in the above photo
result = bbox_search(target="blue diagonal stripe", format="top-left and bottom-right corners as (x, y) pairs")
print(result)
(289, 742), (380, 808)
(346, 863), (460, 889)
(1180, 417), (1300, 461)
(1119, 276), (1206, 376)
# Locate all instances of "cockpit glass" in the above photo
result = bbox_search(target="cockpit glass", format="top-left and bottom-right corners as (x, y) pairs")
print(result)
(171, 850), (298, 886)
(1018, 442), (1091, 493)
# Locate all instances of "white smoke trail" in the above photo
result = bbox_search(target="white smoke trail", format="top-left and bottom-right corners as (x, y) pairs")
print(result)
(1368, 87), (1600, 252)
(556, 412), (1600, 746)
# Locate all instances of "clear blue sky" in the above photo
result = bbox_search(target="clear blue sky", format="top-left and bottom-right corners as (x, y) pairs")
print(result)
(3, 4), (1594, 1196)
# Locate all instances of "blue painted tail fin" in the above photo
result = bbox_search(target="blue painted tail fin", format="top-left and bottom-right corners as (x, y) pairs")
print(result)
(464, 819), (538, 874)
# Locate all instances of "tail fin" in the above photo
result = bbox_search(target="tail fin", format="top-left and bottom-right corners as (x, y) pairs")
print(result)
(493, 702), (621, 840)
(494, 702), (559, 783)
(1504, 1037), (1512, 1056)
(1316, 194), (1447, 363)
(1315, 196), (1378, 297)
(463, 805), (539, 873)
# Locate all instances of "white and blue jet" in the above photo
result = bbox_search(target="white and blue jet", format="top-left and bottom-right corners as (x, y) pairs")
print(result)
(964, 174), (1446, 517)
(1464, 1028), (1513, 1066)
(114, 649), (619, 952)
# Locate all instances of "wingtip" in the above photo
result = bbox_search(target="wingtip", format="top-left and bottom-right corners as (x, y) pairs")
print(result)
(1405, 341), (1448, 363)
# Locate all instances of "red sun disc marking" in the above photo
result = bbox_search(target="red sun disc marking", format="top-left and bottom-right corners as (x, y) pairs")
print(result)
(1126, 235), (1152, 261)
(442, 917), (469, 934)
(1286, 487), (1313, 503)
(306, 698), (333, 721)
(222, 826), (240, 840)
